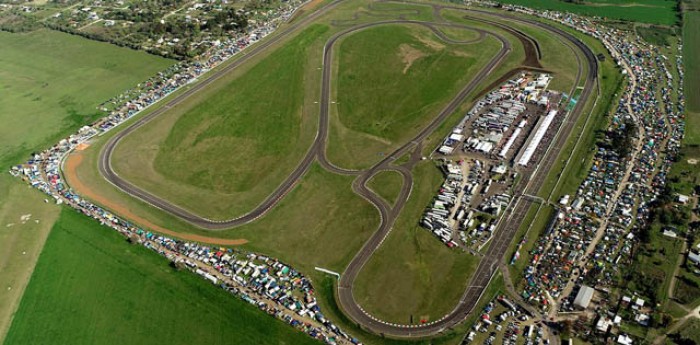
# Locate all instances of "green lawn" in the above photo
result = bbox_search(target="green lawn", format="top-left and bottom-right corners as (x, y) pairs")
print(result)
(112, 24), (329, 220)
(3, 210), (322, 345)
(0, 29), (173, 341)
(367, 170), (404, 206)
(494, 0), (679, 25)
(353, 162), (479, 324)
(327, 24), (502, 169)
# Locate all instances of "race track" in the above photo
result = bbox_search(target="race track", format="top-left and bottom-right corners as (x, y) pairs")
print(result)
(93, 0), (598, 338)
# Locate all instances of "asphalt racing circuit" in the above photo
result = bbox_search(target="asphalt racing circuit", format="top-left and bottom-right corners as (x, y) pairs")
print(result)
(93, 0), (599, 339)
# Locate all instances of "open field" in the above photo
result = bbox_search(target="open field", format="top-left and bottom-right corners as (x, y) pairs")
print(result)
(0, 29), (172, 165)
(353, 162), (479, 324)
(494, 0), (679, 25)
(112, 24), (328, 220)
(0, 29), (173, 342)
(3, 210), (323, 345)
(367, 170), (404, 206)
(327, 24), (502, 169)
(683, 11), (700, 144)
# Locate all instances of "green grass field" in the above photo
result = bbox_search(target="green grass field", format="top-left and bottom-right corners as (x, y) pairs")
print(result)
(112, 24), (328, 220)
(0, 29), (172, 165)
(3, 210), (322, 345)
(367, 170), (404, 206)
(353, 162), (479, 324)
(437, 26), (483, 41)
(494, 0), (679, 25)
(327, 24), (502, 169)
(0, 29), (173, 341)
(683, 11), (700, 144)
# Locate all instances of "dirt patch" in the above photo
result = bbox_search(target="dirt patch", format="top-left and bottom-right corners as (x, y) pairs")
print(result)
(75, 143), (90, 151)
(416, 36), (445, 51)
(688, 158), (698, 165)
(398, 44), (427, 74)
(63, 152), (248, 246)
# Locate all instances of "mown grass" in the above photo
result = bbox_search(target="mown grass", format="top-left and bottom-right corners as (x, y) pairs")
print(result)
(0, 29), (173, 341)
(437, 26), (483, 41)
(113, 24), (329, 220)
(367, 170), (404, 206)
(328, 24), (502, 169)
(353, 161), (479, 324)
(3, 210), (322, 345)
(494, 0), (679, 25)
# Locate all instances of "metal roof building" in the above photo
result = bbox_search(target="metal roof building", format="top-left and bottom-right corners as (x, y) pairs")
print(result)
(573, 285), (594, 310)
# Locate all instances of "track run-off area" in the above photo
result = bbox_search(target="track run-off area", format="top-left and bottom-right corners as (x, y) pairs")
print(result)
(86, 0), (599, 339)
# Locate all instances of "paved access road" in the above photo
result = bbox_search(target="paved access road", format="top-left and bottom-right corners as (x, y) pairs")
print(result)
(96, 0), (598, 338)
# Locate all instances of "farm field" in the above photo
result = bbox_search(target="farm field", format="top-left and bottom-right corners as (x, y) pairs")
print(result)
(0, 29), (173, 165)
(493, 0), (679, 25)
(327, 24), (502, 169)
(0, 29), (173, 341)
(3, 210), (323, 345)
(353, 162), (479, 324)
(683, 11), (700, 144)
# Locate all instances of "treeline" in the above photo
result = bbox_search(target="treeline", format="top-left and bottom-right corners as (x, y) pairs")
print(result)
(597, 117), (638, 159)
(42, 21), (188, 60)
